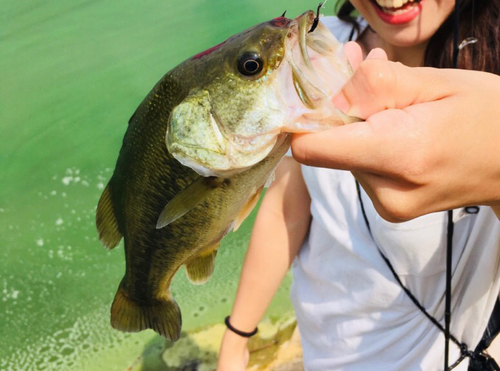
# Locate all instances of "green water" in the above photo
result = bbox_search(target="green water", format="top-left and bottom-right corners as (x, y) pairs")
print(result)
(0, 1), (339, 369)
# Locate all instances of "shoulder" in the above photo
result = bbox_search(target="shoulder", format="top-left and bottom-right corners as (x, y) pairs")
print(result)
(320, 15), (368, 43)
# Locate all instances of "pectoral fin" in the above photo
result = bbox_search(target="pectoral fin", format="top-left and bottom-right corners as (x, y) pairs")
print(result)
(156, 177), (221, 229)
(233, 186), (264, 232)
(185, 247), (219, 285)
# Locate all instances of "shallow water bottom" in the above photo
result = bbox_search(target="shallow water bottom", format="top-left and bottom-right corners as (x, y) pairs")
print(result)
(126, 312), (302, 371)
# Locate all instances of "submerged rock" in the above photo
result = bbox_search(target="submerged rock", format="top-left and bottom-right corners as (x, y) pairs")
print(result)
(127, 313), (303, 371)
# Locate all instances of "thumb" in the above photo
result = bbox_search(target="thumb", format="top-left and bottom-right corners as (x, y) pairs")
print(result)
(342, 43), (388, 71)
(333, 60), (453, 120)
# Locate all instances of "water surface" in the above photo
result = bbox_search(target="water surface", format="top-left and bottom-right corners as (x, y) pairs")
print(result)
(0, 1), (339, 369)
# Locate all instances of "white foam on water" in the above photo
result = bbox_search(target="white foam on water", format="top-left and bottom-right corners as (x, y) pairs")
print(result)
(61, 177), (72, 186)
(0, 307), (139, 371)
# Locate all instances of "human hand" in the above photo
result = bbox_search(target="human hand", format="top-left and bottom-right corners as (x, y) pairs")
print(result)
(216, 329), (250, 371)
(291, 42), (500, 221)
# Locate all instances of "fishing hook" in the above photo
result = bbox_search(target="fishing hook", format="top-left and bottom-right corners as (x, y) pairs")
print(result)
(308, 2), (324, 33)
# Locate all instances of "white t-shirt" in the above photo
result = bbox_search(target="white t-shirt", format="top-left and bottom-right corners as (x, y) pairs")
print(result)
(290, 17), (500, 371)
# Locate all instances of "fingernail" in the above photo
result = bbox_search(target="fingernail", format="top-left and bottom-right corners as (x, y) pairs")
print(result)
(366, 47), (387, 60)
(366, 49), (379, 59)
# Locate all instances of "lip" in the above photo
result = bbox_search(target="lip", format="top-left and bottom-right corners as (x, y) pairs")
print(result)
(286, 11), (324, 109)
(370, 0), (424, 25)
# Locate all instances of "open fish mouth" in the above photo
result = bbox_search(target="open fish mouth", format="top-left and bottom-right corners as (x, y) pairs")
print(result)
(285, 11), (352, 113)
(279, 11), (354, 132)
(288, 10), (329, 110)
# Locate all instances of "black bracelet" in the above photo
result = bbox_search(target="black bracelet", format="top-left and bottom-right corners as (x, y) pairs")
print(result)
(224, 316), (258, 338)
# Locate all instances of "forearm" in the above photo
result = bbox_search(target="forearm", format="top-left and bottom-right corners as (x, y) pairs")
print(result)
(228, 158), (311, 334)
(229, 207), (307, 333)
(218, 158), (310, 371)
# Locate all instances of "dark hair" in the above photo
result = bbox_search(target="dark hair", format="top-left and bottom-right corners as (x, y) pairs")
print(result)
(335, 0), (500, 74)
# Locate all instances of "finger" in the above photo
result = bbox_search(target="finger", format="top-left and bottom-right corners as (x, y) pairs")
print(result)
(351, 172), (402, 222)
(343, 44), (388, 71)
(332, 60), (453, 119)
(291, 107), (423, 174)
(353, 172), (419, 222)
(354, 168), (462, 222)
(292, 98), (455, 179)
(365, 47), (388, 61)
(343, 41), (363, 70)
(291, 119), (391, 172)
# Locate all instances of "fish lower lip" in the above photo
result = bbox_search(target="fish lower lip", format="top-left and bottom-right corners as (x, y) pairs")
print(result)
(292, 71), (314, 109)
(288, 11), (321, 108)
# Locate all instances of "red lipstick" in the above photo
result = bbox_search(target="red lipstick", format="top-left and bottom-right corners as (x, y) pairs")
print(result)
(371, 0), (424, 25)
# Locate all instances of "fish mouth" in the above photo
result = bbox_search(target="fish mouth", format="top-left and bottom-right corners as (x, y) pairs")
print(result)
(287, 11), (335, 110)
(280, 11), (354, 131)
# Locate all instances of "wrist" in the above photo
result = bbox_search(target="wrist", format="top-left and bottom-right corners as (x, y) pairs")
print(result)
(225, 316), (258, 338)
(221, 327), (250, 350)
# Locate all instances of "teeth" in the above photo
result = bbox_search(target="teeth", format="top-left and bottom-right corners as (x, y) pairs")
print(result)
(375, 0), (415, 9)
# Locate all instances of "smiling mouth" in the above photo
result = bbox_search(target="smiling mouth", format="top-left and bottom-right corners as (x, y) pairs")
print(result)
(371, 0), (422, 14)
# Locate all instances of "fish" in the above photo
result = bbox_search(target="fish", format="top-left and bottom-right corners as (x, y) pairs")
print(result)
(95, 9), (353, 342)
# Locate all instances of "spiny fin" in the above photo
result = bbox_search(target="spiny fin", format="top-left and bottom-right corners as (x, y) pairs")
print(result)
(185, 248), (219, 285)
(156, 177), (222, 229)
(96, 184), (122, 249)
(110, 283), (182, 341)
(233, 186), (264, 232)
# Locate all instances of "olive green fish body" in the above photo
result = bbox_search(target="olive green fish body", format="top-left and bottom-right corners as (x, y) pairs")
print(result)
(96, 74), (193, 339)
(97, 71), (291, 340)
(97, 10), (354, 341)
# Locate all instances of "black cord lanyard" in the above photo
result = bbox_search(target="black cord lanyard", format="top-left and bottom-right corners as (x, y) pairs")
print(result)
(355, 181), (472, 370)
(448, 1), (460, 367)
(356, 181), (500, 371)
(347, 3), (477, 367)
(445, 208), (455, 369)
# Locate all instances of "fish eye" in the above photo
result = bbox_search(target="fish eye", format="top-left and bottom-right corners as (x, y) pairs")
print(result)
(237, 52), (264, 77)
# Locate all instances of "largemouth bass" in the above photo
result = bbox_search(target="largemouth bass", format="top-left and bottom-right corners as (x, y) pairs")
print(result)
(96, 10), (352, 341)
